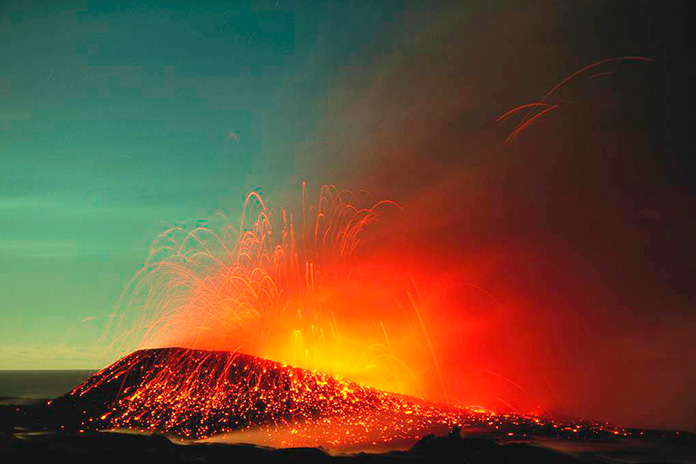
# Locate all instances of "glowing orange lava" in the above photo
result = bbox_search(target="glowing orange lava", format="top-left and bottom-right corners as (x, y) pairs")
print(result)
(66, 348), (629, 449)
(69, 183), (640, 448)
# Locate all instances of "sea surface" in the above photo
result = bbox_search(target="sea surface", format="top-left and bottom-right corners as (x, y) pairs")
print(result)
(0, 370), (95, 400)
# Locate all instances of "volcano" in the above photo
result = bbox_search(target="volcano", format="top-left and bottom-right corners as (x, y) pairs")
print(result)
(51, 348), (633, 449)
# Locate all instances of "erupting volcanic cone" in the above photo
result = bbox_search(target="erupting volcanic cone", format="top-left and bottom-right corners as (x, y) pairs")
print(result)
(55, 348), (630, 448)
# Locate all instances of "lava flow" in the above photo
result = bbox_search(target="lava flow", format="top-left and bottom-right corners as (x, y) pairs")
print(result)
(61, 347), (629, 449)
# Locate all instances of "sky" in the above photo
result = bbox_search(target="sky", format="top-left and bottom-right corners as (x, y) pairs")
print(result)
(1, 1), (694, 431)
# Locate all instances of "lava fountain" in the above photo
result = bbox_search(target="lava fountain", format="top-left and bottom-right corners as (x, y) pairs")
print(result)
(101, 183), (432, 396)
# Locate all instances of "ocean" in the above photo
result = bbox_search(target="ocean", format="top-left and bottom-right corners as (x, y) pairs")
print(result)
(0, 370), (95, 400)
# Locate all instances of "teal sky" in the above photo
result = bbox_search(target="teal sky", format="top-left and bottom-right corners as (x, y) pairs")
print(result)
(0, 0), (427, 368)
